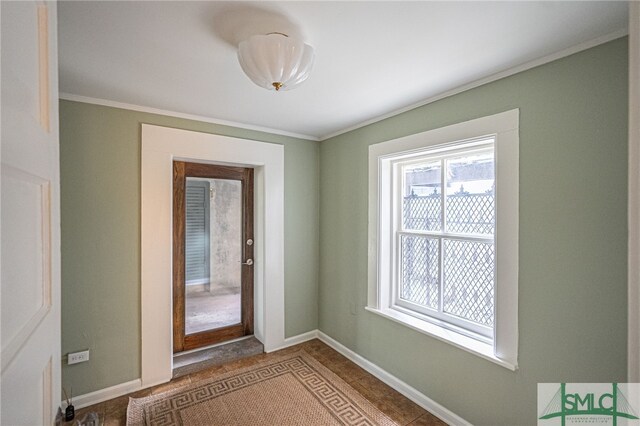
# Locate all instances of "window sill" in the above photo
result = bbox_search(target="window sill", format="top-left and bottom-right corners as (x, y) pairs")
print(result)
(365, 306), (518, 371)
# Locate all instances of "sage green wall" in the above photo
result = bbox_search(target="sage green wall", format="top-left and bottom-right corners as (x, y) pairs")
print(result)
(319, 38), (628, 425)
(60, 100), (319, 395)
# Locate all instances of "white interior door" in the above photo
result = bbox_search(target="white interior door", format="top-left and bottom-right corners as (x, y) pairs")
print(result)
(1, 1), (61, 424)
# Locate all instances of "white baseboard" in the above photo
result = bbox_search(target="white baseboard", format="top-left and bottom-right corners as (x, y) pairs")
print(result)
(66, 330), (320, 409)
(317, 331), (471, 426)
(65, 328), (469, 425)
(64, 379), (142, 410)
(267, 329), (319, 352)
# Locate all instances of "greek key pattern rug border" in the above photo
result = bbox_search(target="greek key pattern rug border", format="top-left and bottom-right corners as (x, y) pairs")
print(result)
(127, 351), (398, 426)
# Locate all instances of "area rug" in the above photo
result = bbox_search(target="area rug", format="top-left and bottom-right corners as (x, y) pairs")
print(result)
(127, 350), (398, 425)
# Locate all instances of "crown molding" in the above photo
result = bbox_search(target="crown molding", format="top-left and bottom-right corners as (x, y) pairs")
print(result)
(319, 27), (629, 141)
(60, 28), (628, 143)
(58, 93), (320, 142)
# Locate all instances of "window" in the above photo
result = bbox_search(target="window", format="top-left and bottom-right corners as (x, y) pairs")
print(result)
(396, 142), (495, 340)
(367, 110), (519, 370)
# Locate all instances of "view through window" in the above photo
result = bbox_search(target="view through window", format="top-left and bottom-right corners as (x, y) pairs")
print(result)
(395, 143), (495, 339)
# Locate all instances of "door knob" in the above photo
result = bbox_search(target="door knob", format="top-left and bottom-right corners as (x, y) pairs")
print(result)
(242, 259), (254, 266)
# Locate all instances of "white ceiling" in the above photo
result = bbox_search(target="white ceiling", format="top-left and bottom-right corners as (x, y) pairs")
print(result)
(58, 1), (628, 140)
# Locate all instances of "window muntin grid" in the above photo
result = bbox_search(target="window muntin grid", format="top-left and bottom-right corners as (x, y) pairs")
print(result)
(393, 141), (495, 340)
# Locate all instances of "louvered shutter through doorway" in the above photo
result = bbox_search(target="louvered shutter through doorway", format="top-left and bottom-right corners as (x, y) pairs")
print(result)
(185, 180), (210, 285)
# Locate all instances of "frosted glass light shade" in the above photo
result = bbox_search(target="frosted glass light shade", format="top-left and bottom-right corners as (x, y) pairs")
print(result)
(238, 33), (315, 91)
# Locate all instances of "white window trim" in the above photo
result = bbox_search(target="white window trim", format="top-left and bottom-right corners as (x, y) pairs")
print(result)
(367, 109), (519, 371)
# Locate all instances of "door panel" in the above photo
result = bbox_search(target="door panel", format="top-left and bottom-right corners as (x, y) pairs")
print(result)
(1, 1), (61, 424)
(173, 162), (254, 353)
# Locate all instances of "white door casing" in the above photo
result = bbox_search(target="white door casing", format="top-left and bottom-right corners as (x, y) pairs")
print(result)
(1, 1), (61, 424)
(141, 124), (284, 387)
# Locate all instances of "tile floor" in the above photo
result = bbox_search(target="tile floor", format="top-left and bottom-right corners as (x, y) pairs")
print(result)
(67, 339), (447, 426)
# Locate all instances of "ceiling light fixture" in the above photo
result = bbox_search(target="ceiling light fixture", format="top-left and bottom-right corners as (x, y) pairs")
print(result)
(237, 32), (315, 92)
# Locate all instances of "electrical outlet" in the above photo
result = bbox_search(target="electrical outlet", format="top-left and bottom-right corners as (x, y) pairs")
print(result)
(68, 350), (89, 365)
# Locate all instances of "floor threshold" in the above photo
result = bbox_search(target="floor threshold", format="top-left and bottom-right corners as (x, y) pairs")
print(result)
(172, 336), (264, 378)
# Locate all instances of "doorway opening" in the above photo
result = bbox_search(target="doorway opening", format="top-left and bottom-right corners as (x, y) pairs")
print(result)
(173, 161), (254, 353)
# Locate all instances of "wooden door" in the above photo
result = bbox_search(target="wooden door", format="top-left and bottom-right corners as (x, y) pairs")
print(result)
(1, 1), (61, 424)
(173, 162), (254, 353)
